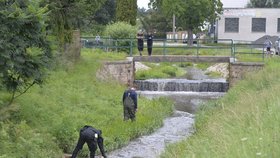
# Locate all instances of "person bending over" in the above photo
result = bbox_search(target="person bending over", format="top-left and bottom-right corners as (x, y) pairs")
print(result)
(71, 125), (107, 158)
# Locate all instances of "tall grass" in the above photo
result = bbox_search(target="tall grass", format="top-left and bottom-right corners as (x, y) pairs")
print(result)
(161, 58), (280, 158)
(0, 49), (173, 157)
(135, 62), (187, 80)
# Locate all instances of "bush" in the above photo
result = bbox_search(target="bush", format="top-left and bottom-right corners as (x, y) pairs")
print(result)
(103, 22), (137, 53)
(0, 121), (61, 158)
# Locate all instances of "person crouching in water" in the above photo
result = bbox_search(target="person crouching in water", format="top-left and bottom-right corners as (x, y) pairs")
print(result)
(122, 87), (138, 121)
(71, 125), (107, 158)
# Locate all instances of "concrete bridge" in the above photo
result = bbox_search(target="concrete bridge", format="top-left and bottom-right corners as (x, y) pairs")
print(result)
(133, 55), (230, 63)
(96, 55), (264, 88)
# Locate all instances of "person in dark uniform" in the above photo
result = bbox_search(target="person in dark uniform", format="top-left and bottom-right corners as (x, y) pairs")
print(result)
(147, 32), (153, 56)
(122, 87), (138, 121)
(71, 125), (107, 158)
(137, 31), (144, 56)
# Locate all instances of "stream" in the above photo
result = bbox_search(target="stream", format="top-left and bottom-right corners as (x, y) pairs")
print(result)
(108, 110), (195, 158)
(107, 66), (227, 158)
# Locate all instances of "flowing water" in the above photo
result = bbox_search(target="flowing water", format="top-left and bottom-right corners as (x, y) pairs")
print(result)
(134, 78), (228, 92)
(108, 111), (195, 158)
(107, 67), (227, 158)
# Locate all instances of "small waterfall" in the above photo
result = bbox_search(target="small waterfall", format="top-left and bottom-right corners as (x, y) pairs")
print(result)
(134, 79), (229, 92)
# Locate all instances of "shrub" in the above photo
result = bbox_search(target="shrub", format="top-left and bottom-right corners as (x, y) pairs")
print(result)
(103, 22), (137, 53)
(0, 121), (61, 158)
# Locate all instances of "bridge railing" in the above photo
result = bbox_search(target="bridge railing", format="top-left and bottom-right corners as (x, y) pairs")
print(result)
(80, 36), (233, 56)
(81, 37), (265, 62)
(233, 43), (265, 62)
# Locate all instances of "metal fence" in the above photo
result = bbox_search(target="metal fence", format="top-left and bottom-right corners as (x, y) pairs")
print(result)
(81, 36), (266, 62)
(233, 43), (265, 62)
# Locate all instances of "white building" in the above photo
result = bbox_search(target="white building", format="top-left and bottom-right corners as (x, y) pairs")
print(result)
(217, 8), (280, 42)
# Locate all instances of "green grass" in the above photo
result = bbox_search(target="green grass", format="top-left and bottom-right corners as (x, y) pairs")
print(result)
(135, 62), (222, 80)
(135, 62), (187, 80)
(0, 48), (173, 158)
(161, 58), (280, 158)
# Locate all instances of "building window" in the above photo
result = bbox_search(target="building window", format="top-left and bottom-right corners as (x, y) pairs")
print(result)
(225, 18), (239, 32)
(252, 18), (266, 32)
(278, 18), (280, 32)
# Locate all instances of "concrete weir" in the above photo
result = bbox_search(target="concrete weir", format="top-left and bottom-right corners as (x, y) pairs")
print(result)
(134, 79), (229, 92)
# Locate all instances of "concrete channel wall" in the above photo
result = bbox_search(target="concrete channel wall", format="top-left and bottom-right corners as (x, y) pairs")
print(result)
(229, 62), (264, 87)
(96, 57), (264, 88)
(96, 61), (134, 86)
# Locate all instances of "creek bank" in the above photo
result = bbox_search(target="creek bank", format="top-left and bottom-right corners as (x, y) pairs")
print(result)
(107, 111), (195, 158)
(106, 62), (227, 158)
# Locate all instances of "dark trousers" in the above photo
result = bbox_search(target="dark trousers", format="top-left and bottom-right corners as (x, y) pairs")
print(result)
(72, 134), (97, 158)
(148, 47), (152, 56)
(124, 106), (136, 121)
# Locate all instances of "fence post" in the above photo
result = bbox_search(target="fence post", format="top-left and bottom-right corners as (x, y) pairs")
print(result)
(130, 38), (133, 57)
(233, 44), (236, 62)
(231, 39), (234, 57)
(163, 39), (167, 55)
(116, 39), (118, 52)
(262, 44), (265, 61)
(196, 40), (199, 57)
(197, 39), (200, 56)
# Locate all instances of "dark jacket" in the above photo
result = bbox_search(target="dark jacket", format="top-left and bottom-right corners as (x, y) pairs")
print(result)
(72, 125), (106, 158)
(147, 34), (153, 48)
(122, 89), (137, 109)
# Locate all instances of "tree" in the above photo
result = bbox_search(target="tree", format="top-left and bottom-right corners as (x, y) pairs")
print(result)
(247, 0), (280, 8)
(43, 0), (106, 47)
(0, 0), (52, 105)
(138, 9), (172, 38)
(116, 0), (137, 25)
(88, 0), (116, 34)
(151, 0), (223, 45)
(93, 0), (116, 25)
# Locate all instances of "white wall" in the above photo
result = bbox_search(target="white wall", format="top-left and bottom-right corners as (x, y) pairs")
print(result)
(218, 8), (280, 42)
(221, 0), (249, 8)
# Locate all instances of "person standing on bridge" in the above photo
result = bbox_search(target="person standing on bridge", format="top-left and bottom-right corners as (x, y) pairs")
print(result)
(71, 125), (107, 158)
(264, 36), (273, 56)
(147, 32), (154, 56)
(137, 30), (144, 56)
(123, 87), (138, 121)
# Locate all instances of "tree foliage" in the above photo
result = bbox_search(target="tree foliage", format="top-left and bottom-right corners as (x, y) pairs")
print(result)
(116, 0), (137, 25)
(43, 0), (106, 46)
(0, 0), (52, 105)
(138, 9), (172, 38)
(93, 0), (116, 25)
(247, 0), (280, 8)
(151, 0), (223, 45)
(88, 0), (116, 34)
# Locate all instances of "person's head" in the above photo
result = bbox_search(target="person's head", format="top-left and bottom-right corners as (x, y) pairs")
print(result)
(130, 87), (135, 91)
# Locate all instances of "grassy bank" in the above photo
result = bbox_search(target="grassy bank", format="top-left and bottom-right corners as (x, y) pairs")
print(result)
(161, 58), (280, 158)
(0, 49), (173, 158)
(135, 62), (188, 80)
